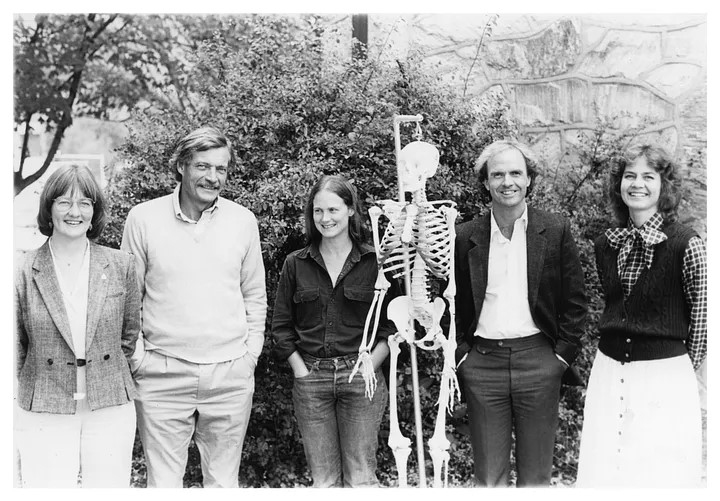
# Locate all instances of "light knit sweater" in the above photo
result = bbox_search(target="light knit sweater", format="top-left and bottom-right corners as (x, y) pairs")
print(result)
(121, 186), (267, 364)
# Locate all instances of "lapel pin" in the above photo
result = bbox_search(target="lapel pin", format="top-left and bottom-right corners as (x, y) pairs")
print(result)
(101, 274), (107, 280)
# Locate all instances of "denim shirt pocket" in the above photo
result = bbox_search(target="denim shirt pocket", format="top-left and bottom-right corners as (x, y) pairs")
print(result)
(341, 286), (375, 328)
(293, 287), (322, 329)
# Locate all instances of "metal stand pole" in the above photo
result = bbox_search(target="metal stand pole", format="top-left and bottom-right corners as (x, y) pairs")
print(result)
(392, 113), (426, 487)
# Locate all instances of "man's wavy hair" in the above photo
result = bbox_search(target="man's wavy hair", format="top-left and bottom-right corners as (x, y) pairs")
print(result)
(304, 175), (368, 247)
(169, 126), (236, 182)
(607, 144), (682, 225)
(474, 139), (539, 205)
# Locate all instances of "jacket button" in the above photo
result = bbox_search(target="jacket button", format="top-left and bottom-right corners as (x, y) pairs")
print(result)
(104, 354), (110, 360)
(497, 341), (504, 347)
(626, 338), (631, 343)
(47, 359), (53, 365)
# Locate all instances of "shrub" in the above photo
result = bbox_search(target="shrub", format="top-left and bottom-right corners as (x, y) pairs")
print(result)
(100, 14), (702, 487)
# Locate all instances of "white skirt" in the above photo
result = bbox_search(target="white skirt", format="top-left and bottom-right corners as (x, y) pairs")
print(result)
(576, 350), (702, 488)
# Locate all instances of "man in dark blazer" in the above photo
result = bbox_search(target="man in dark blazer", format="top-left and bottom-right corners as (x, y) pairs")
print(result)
(454, 139), (587, 487)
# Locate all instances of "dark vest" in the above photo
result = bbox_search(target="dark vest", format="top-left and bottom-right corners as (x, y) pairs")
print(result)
(594, 221), (697, 363)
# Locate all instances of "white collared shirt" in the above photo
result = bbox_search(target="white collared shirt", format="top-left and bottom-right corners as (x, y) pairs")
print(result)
(474, 206), (541, 339)
(49, 239), (90, 400)
(171, 184), (220, 240)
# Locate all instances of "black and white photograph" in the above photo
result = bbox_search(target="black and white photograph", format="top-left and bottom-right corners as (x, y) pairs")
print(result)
(10, 2), (711, 492)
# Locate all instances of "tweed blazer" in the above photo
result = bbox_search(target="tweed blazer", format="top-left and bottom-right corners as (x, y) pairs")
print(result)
(15, 241), (141, 414)
(454, 207), (588, 385)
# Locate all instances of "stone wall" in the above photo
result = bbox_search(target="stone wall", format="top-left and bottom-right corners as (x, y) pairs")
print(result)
(333, 13), (707, 234)
(363, 14), (706, 153)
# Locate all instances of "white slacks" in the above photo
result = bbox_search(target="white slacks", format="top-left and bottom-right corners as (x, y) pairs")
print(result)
(15, 399), (136, 488)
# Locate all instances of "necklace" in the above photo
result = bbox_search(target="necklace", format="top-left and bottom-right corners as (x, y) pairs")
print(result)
(49, 238), (88, 267)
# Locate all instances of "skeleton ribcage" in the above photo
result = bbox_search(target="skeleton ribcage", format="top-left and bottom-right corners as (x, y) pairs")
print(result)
(376, 203), (416, 279)
(413, 202), (453, 279)
(375, 200), (454, 286)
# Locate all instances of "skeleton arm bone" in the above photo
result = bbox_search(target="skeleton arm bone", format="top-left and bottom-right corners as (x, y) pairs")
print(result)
(350, 205), (392, 398)
(441, 206), (460, 408)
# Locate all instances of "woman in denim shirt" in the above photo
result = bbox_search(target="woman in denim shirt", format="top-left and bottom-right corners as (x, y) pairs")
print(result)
(271, 175), (394, 487)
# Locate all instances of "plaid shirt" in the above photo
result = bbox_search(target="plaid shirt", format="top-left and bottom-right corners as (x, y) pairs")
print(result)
(606, 213), (707, 369)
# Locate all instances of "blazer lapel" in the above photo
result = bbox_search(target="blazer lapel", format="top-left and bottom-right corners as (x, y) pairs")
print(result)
(526, 208), (547, 310)
(32, 242), (75, 353)
(468, 214), (491, 317)
(85, 243), (109, 350)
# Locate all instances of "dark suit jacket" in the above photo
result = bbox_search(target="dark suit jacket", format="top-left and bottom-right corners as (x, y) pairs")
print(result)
(15, 241), (141, 414)
(454, 207), (587, 385)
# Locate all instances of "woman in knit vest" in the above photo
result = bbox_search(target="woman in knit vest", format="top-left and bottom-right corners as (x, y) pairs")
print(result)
(576, 144), (706, 487)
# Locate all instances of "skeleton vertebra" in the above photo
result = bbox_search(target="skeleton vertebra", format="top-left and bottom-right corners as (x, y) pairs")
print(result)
(349, 115), (459, 487)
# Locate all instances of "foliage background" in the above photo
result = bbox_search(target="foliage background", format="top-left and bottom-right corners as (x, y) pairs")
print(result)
(88, 15), (705, 487)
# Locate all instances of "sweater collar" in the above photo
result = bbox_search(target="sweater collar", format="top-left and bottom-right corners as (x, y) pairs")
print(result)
(172, 184), (220, 223)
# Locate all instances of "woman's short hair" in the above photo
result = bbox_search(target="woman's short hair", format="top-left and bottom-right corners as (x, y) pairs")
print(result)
(169, 126), (236, 182)
(474, 139), (539, 204)
(304, 175), (368, 246)
(37, 164), (107, 239)
(607, 144), (682, 225)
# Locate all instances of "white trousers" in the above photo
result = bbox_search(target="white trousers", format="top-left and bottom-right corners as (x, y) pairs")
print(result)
(15, 399), (136, 488)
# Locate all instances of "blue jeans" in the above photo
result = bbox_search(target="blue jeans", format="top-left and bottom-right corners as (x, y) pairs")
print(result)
(292, 354), (388, 487)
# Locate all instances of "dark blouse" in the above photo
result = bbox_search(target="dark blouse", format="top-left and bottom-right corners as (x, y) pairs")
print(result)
(271, 242), (396, 361)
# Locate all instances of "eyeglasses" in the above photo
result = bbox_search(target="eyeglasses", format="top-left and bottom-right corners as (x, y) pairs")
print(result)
(53, 197), (95, 213)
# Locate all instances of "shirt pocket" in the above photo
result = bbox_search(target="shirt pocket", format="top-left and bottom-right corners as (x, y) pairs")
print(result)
(293, 287), (322, 329)
(341, 286), (376, 328)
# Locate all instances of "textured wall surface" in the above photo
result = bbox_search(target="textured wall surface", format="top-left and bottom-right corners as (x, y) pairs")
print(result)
(335, 13), (707, 234)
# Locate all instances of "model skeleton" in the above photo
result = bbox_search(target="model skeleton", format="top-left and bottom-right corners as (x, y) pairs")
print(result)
(349, 115), (459, 487)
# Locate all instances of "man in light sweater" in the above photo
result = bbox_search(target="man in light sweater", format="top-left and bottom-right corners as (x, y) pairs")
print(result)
(121, 126), (267, 487)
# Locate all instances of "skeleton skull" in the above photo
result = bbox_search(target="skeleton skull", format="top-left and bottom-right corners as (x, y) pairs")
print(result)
(398, 141), (440, 192)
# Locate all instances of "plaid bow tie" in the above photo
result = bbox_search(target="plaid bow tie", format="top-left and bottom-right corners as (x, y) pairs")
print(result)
(606, 225), (667, 273)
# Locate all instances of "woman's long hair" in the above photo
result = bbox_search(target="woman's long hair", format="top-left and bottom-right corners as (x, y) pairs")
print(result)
(304, 175), (368, 246)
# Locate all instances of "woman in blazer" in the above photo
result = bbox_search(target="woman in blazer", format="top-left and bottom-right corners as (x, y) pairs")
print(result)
(14, 164), (141, 487)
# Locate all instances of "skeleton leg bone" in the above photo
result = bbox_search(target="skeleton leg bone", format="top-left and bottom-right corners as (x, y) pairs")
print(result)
(387, 296), (414, 487)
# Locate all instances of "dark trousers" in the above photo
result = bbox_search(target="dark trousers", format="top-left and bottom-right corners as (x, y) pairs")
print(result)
(458, 333), (565, 487)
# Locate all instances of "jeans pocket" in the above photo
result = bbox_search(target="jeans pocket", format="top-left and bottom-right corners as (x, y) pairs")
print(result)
(294, 360), (316, 381)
